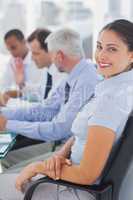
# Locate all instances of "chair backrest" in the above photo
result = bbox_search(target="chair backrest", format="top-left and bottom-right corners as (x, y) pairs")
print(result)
(100, 116), (133, 200)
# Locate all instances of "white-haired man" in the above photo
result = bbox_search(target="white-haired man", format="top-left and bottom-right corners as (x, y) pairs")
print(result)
(0, 28), (98, 169)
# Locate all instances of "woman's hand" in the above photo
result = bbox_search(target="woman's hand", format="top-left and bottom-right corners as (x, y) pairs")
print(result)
(15, 161), (44, 192)
(43, 154), (71, 180)
(15, 156), (71, 192)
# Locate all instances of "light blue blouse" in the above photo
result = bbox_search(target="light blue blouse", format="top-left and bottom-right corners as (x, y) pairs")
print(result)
(71, 69), (133, 165)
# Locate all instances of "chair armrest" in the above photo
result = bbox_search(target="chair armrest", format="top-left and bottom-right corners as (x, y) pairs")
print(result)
(24, 176), (112, 200)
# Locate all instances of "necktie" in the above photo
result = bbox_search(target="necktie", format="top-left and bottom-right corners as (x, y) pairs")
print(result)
(64, 82), (70, 104)
(44, 72), (52, 99)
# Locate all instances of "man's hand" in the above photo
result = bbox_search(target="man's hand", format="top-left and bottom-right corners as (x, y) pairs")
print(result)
(0, 93), (10, 106)
(5, 90), (22, 99)
(0, 115), (7, 131)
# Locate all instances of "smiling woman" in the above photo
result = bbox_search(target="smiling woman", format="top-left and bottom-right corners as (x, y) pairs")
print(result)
(95, 26), (133, 78)
(0, 19), (133, 200)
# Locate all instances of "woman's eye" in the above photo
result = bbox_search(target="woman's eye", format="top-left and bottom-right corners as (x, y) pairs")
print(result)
(108, 47), (117, 52)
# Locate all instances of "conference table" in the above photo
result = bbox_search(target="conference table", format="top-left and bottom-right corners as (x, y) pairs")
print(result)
(0, 132), (16, 173)
(0, 97), (44, 173)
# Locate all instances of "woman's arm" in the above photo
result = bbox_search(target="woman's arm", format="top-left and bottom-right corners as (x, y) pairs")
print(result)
(15, 136), (75, 191)
(16, 127), (115, 191)
(55, 136), (75, 158)
(60, 126), (115, 185)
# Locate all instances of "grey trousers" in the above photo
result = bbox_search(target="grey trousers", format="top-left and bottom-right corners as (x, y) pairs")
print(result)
(6, 151), (54, 173)
(2, 151), (133, 200)
(2, 142), (54, 170)
(0, 174), (95, 200)
(1, 166), (133, 200)
(1, 169), (133, 200)
(4, 144), (62, 173)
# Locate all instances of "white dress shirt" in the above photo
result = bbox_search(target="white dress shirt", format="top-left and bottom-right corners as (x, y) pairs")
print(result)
(0, 51), (43, 92)
(6, 63), (67, 104)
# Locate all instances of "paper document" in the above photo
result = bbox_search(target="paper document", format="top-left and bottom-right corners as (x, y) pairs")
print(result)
(0, 134), (12, 143)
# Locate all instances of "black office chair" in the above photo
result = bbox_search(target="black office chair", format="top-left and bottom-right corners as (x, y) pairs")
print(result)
(24, 116), (133, 200)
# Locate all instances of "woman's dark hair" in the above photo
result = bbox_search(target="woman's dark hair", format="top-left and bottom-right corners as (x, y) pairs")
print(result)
(27, 28), (51, 52)
(101, 19), (133, 52)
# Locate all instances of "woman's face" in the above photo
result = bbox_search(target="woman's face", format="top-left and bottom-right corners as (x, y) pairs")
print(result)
(95, 30), (133, 78)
